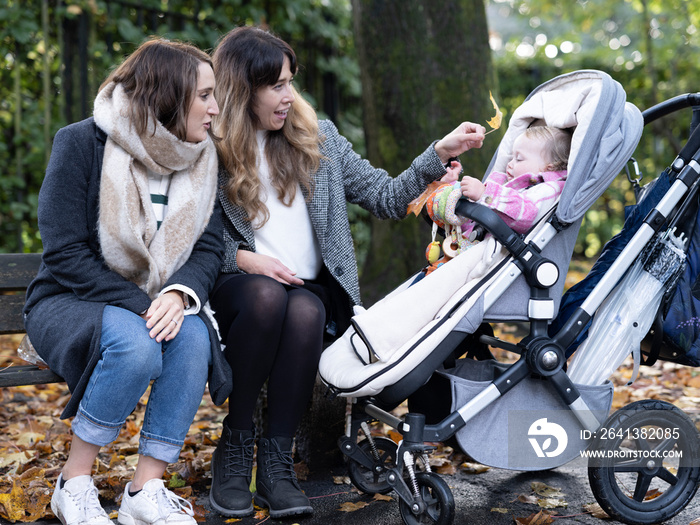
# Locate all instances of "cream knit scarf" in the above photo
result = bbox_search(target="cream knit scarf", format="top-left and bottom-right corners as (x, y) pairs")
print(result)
(93, 82), (218, 299)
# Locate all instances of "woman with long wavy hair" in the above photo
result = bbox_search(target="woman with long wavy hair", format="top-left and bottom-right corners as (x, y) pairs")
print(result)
(208, 25), (485, 519)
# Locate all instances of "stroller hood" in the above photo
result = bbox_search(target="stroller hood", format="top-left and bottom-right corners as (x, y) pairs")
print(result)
(486, 70), (643, 224)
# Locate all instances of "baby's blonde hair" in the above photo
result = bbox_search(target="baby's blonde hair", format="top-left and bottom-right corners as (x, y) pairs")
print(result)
(524, 126), (572, 172)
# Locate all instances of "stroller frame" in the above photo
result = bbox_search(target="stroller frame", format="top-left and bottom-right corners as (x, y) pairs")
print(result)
(335, 93), (700, 525)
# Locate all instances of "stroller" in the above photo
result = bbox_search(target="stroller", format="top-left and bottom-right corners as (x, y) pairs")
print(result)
(319, 69), (700, 525)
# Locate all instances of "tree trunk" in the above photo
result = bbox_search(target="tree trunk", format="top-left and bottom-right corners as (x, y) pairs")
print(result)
(353, 0), (499, 305)
(296, 0), (498, 470)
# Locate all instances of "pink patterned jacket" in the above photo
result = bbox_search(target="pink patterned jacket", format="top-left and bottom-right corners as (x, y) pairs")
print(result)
(461, 170), (567, 238)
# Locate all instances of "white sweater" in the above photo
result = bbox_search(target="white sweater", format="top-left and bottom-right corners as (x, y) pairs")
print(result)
(254, 130), (322, 280)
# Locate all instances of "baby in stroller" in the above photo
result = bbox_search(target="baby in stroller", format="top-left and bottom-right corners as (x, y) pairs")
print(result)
(320, 69), (700, 525)
(421, 125), (573, 280)
(459, 125), (571, 236)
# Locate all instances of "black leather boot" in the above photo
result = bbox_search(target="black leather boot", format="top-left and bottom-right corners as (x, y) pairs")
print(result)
(253, 437), (313, 518)
(209, 423), (256, 517)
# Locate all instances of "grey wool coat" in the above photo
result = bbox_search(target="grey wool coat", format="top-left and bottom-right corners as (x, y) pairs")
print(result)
(218, 119), (449, 318)
(23, 117), (232, 419)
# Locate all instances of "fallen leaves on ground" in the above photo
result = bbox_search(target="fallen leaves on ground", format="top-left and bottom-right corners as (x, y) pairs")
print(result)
(514, 509), (557, 525)
(0, 333), (225, 522)
(3, 255), (700, 522)
(529, 481), (568, 509)
(460, 461), (490, 474)
(338, 500), (369, 512)
(582, 502), (610, 519)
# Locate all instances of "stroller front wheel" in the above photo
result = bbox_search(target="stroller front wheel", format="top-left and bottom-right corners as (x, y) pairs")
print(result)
(398, 471), (455, 525)
(347, 436), (398, 495)
(588, 399), (700, 525)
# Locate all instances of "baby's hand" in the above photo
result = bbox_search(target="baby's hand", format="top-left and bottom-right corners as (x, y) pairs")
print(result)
(461, 176), (485, 201)
(440, 160), (462, 183)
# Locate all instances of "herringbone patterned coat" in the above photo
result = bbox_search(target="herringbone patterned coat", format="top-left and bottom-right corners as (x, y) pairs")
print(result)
(219, 119), (448, 310)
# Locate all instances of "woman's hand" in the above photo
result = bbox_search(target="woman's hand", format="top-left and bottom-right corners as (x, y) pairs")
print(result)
(237, 250), (304, 286)
(440, 160), (463, 183)
(434, 122), (486, 164)
(461, 176), (486, 201)
(141, 291), (185, 342)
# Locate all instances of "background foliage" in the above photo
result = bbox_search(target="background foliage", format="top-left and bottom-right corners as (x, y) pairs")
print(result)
(2, 0), (699, 262)
(0, 0), (360, 253)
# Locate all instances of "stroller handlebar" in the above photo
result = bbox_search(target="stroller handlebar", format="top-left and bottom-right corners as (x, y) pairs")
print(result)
(455, 197), (527, 256)
(642, 93), (700, 125)
(642, 93), (700, 169)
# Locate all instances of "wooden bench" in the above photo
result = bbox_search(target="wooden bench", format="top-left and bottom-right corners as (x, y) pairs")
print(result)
(0, 252), (346, 466)
(0, 252), (64, 387)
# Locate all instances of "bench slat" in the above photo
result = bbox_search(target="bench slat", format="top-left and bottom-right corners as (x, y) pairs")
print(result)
(0, 364), (64, 387)
(0, 293), (27, 334)
(0, 253), (66, 387)
(0, 253), (41, 291)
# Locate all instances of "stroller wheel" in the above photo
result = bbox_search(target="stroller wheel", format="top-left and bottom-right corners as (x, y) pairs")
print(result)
(398, 471), (455, 525)
(588, 399), (700, 525)
(347, 436), (397, 494)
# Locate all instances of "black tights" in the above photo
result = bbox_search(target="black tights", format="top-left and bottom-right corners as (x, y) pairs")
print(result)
(210, 273), (326, 438)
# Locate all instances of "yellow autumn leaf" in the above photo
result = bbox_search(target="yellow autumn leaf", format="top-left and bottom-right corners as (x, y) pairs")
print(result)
(514, 510), (556, 525)
(0, 481), (26, 521)
(486, 91), (503, 132)
(537, 496), (568, 509)
(582, 502), (609, 519)
(16, 431), (46, 446)
(0, 450), (34, 469)
(531, 481), (564, 498)
(339, 501), (370, 512)
(253, 509), (268, 520)
(460, 461), (490, 474)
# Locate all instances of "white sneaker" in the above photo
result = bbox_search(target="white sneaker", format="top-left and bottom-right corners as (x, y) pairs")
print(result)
(51, 473), (113, 525)
(117, 479), (195, 525)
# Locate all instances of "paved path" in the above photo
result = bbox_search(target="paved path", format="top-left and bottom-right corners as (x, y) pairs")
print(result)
(13, 454), (700, 525)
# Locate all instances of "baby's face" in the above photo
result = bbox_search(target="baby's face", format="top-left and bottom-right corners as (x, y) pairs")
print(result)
(506, 134), (548, 181)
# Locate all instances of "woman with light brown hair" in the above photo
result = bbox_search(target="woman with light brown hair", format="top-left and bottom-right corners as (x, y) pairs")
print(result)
(208, 25), (485, 519)
(23, 37), (228, 525)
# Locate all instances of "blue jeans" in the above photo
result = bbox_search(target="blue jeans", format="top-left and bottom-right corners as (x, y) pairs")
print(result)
(72, 305), (211, 463)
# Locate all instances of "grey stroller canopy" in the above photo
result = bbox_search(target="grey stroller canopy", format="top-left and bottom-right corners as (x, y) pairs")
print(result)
(488, 69), (643, 224)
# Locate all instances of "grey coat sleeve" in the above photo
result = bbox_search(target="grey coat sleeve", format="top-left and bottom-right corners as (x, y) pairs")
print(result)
(319, 120), (448, 220)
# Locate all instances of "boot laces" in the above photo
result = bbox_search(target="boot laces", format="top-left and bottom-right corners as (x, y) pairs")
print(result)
(224, 436), (255, 477)
(266, 446), (298, 485)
